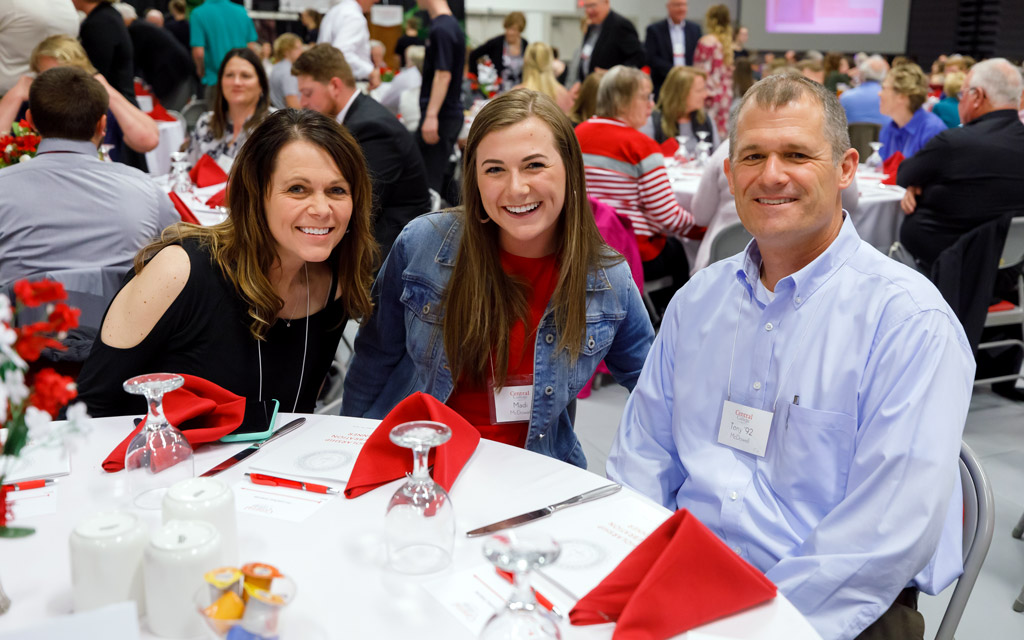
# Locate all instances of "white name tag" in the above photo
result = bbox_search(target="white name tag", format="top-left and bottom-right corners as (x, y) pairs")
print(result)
(490, 382), (533, 423)
(672, 42), (684, 55)
(581, 43), (594, 59)
(717, 400), (772, 457)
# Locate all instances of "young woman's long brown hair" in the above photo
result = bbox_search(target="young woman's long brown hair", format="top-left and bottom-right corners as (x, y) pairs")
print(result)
(210, 48), (271, 140)
(657, 66), (709, 137)
(443, 89), (620, 388)
(136, 109), (377, 339)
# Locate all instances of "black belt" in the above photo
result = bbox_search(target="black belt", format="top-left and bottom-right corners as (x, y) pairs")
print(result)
(895, 587), (919, 610)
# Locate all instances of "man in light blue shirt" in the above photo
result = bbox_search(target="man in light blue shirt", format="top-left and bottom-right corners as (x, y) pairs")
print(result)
(840, 55), (892, 126)
(608, 74), (974, 640)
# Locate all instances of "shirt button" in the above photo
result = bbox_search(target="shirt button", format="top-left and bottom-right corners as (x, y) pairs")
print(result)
(545, 334), (554, 344)
(732, 546), (742, 555)
(729, 491), (738, 501)
(544, 386), (554, 396)
(795, 296), (803, 304)
(764, 322), (774, 331)
(753, 381), (762, 390)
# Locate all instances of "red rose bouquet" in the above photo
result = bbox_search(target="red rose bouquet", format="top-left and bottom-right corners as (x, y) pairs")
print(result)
(0, 120), (41, 169)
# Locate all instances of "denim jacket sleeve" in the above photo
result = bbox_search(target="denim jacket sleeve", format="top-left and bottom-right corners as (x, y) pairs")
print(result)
(599, 261), (655, 391)
(341, 220), (414, 418)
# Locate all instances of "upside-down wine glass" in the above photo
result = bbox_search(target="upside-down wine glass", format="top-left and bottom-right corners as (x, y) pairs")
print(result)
(123, 373), (194, 509)
(864, 141), (884, 170)
(480, 533), (562, 640)
(384, 420), (455, 574)
(673, 134), (690, 165)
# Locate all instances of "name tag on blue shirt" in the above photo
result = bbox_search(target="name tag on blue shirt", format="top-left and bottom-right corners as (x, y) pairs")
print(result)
(717, 400), (772, 457)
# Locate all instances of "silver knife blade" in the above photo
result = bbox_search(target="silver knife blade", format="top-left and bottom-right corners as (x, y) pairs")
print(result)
(199, 417), (306, 477)
(466, 483), (622, 537)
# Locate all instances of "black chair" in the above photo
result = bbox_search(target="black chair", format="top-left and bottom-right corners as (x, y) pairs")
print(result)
(848, 122), (881, 162)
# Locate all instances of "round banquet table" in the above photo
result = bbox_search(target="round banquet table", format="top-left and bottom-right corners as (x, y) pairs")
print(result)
(0, 414), (822, 640)
(146, 119), (187, 178)
(671, 165), (906, 259)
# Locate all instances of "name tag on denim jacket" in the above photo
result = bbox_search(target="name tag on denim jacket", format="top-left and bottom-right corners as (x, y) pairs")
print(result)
(490, 375), (533, 424)
(717, 400), (772, 457)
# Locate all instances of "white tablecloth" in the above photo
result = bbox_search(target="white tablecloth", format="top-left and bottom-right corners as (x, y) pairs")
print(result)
(0, 414), (822, 640)
(671, 167), (906, 258)
(146, 120), (186, 177)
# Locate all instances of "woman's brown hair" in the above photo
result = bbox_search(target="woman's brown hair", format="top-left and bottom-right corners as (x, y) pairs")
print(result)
(136, 109), (377, 339)
(210, 47), (271, 140)
(657, 66), (708, 137)
(443, 89), (619, 388)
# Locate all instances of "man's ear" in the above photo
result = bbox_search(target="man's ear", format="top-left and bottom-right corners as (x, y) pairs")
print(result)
(724, 156), (735, 196)
(25, 109), (34, 130)
(837, 147), (857, 190)
(94, 113), (108, 141)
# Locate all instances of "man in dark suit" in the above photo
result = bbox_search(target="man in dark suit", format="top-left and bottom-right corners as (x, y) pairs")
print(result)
(645, 0), (701, 97)
(577, 0), (645, 80)
(293, 44), (432, 259)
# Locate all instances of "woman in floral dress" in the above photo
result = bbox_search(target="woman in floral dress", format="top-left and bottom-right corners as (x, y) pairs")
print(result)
(692, 4), (733, 140)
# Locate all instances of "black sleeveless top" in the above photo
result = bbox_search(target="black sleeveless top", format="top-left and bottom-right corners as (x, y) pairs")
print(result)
(77, 238), (347, 417)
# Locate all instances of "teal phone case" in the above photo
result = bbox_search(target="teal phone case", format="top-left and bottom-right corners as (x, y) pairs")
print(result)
(219, 399), (280, 443)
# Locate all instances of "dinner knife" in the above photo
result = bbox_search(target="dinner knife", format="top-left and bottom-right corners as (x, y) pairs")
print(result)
(466, 484), (622, 537)
(199, 417), (306, 477)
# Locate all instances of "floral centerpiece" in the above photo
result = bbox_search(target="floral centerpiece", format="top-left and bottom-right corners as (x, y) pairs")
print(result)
(0, 120), (41, 169)
(1, 280), (90, 539)
(468, 55), (500, 99)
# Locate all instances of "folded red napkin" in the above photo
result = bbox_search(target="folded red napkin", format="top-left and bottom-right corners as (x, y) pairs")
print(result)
(882, 151), (904, 185)
(570, 508), (777, 639)
(189, 153), (228, 187)
(102, 375), (246, 472)
(168, 191), (201, 225)
(344, 392), (481, 499)
(149, 102), (177, 122)
(206, 188), (227, 208)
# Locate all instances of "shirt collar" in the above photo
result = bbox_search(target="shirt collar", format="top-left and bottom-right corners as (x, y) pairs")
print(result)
(334, 91), (360, 125)
(36, 138), (99, 156)
(736, 212), (861, 308)
(894, 106), (931, 133)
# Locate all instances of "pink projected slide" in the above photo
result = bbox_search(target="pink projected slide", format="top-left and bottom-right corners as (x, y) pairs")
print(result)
(766, 0), (883, 34)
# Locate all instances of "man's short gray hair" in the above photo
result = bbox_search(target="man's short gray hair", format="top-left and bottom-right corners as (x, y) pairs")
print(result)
(595, 65), (648, 119)
(968, 58), (1023, 108)
(729, 73), (850, 165)
(858, 54), (888, 83)
(111, 2), (137, 20)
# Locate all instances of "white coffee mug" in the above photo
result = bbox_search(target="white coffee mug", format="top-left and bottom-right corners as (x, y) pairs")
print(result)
(143, 519), (222, 638)
(69, 511), (149, 615)
(162, 476), (237, 564)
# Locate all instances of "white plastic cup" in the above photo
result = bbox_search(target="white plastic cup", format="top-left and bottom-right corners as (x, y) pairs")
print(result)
(143, 519), (222, 638)
(69, 511), (149, 615)
(162, 477), (238, 564)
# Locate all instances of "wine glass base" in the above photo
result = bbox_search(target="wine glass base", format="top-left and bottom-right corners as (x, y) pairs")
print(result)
(132, 486), (169, 510)
(387, 543), (452, 574)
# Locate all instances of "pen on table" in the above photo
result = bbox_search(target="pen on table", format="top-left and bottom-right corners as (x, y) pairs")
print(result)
(244, 472), (339, 495)
(2, 479), (55, 491)
(495, 568), (562, 617)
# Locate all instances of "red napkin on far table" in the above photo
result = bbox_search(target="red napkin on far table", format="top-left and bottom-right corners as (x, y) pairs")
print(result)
(168, 191), (201, 225)
(882, 151), (904, 185)
(206, 188), (227, 208)
(102, 374), (246, 472)
(344, 392), (481, 499)
(148, 102), (177, 122)
(189, 153), (228, 187)
(569, 508), (777, 639)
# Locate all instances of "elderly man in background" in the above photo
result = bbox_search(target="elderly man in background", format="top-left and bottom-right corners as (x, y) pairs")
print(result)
(293, 44), (430, 259)
(577, 0), (645, 81)
(0, 67), (177, 285)
(144, 8), (164, 27)
(0, 0), (79, 95)
(318, 0), (380, 88)
(609, 73), (973, 640)
(840, 54), (891, 126)
(646, 0), (702, 97)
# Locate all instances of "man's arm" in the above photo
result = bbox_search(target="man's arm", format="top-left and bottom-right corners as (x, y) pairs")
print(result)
(95, 73), (159, 152)
(764, 309), (973, 640)
(327, 6), (374, 79)
(421, 70), (451, 145)
(191, 47), (205, 78)
(617, 17), (646, 68)
(896, 132), (950, 214)
(645, 24), (671, 82)
(607, 296), (687, 507)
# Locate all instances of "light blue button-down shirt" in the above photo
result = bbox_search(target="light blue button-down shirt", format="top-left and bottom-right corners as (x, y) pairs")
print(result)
(608, 215), (974, 640)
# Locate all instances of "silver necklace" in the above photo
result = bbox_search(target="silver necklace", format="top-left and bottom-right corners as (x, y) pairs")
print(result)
(257, 263), (309, 413)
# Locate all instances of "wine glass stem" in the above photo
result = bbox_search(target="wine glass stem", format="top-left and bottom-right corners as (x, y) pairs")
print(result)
(511, 569), (538, 608)
(146, 391), (168, 429)
(410, 445), (431, 482)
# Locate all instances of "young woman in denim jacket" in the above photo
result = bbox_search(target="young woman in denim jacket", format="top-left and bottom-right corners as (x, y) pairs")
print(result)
(342, 90), (654, 469)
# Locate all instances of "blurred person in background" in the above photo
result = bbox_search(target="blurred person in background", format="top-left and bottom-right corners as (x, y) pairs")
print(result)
(645, 0), (702, 98)
(840, 54), (890, 126)
(651, 65), (718, 156)
(115, 2), (194, 112)
(567, 68), (605, 125)
(468, 12), (527, 94)
(300, 9), (322, 44)
(692, 4), (733, 139)
(269, 33), (303, 110)
(165, 0), (190, 53)
(0, 0), (79, 95)
(824, 51), (852, 92)
(932, 71), (964, 128)
(517, 42), (572, 113)
(394, 16), (424, 69)
(878, 63), (946, 162)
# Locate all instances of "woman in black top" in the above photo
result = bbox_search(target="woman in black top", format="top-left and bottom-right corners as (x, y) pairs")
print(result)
(77, 110), (378, 416)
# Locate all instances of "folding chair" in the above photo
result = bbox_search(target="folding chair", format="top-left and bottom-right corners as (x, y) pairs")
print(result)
(934, 442), (995, 639)
(974, 217), (1024, 387)
(181, 99), (209, 134)
(708, 221), (753, 264)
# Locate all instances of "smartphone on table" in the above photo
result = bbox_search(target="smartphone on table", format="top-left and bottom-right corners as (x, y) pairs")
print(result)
(219, 398), (280, 443)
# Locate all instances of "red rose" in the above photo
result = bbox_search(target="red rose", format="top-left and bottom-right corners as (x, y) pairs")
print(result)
(13, 279), (67, 307)
(28, 368), (78, 417)
(14, 323), (65, 361)
(47, 303), (80, 333)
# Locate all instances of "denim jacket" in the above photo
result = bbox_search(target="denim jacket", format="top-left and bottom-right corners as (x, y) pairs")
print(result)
(342, 211), (655, 468)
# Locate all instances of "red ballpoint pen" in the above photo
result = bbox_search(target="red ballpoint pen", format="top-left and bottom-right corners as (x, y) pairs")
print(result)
(2, 479), (55, 491)
(244, 473), (339, 495)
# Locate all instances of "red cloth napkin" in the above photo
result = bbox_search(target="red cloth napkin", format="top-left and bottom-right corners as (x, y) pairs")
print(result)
(570, 509), (777, 639)
(168, 191), (201, 225)
(882, 151), (904, 185)
(102, 375), (247, 472)
(206, 188), (227, 208)
(189, 153), (228, 187)
(344, 392), (481, 499)
(149, 102), (177, 122)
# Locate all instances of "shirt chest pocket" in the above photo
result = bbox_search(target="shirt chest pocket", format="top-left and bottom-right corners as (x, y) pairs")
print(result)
(763, 403), (856, 508)
(400, 278), (445, 368)
(569, 317), (618, 390)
